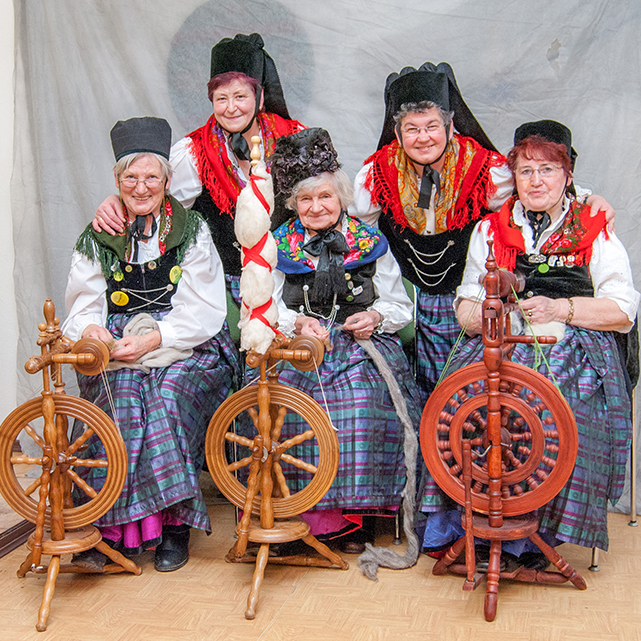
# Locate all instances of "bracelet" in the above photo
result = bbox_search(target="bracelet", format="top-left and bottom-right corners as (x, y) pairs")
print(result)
(565, 297), (575, 325)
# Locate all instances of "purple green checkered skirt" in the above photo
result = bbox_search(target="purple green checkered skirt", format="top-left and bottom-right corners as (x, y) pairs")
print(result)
(415, 292), (462, 403)
(419, 326), (632, 550)
(262, 329), (423, 511)
(75, 312), (240, 533)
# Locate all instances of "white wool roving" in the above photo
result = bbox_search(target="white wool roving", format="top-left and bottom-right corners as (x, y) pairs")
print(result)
(234, 157), (278, 354)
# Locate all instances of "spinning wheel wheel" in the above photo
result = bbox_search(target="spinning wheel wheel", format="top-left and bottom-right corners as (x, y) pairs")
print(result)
(421, 360), (577, 517)
(206, 382), (339, 518)
(0, 394), (127, 528)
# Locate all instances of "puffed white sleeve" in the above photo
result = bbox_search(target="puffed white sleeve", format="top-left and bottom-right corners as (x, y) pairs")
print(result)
(62, 251), (109, 340)
(589, 230), (640, 331)
(370, 248), (414, 332)
(168, 137), (203, 209)
(454, 219), (491, 307)
(272, 268), (299, 337)
(348, 162), (382, 227)
(155, 221), (228, 349)
(487, 164), (514, 212)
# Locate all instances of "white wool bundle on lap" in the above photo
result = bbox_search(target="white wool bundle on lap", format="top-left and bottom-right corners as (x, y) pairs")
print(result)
(234, 159), (279, 354)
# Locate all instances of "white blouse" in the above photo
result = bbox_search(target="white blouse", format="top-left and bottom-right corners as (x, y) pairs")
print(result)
(273, 219), (414, 336)
(62, 220), (228, 349)
(168, 132), (265, 209)
(455, 198), (640, 331)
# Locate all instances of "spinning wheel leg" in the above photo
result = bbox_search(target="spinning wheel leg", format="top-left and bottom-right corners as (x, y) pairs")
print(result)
(95, 540), (142, 576)
(529, 532), (586, 590)
(432, 536), (466, 576)
(302, 534), (349, 570)
(36, 555), (60, 632)
(484, 540), (501, 622)
(17, 551), (34, 578)
(246, 544), (270, 620)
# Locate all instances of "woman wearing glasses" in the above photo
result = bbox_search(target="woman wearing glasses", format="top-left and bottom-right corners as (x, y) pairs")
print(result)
(423, 120), (639, 567)
(62, 117), (239, 573)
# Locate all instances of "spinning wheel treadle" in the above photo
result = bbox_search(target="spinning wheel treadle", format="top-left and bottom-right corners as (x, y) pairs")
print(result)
(421, 360), (578, 517)
(0, 395), (127, 528)
(206, 382), (339, 518)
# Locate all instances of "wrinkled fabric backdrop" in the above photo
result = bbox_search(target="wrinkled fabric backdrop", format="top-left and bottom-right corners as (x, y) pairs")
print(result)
(11, 0), (641, 511)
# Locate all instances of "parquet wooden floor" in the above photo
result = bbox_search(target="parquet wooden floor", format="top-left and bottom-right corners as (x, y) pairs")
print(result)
(1, 505), (639, 641)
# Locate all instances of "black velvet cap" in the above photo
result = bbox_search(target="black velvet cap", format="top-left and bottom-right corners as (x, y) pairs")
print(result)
(269, 128), (340, 198)
(514, 119), (577, 168)
(377, 62), (496, 152)
(110, 117), (172, 161)
(210, 32), (290, 119)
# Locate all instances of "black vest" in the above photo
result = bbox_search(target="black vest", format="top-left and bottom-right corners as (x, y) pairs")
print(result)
(282, 261), (377, 324)
(379, 214), (476, 295)
(515, 253), (594, 299)
(106, 246), (181, 314)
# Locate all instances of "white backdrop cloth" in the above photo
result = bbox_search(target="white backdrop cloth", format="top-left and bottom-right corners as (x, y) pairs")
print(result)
(11, 0), (641, 511)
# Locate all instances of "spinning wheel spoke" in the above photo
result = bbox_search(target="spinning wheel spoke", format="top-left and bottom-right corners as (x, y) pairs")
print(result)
(10, 455), (44, 466)
(66, 427), (96, 457)
(272, 462), (291, 498)
(225, 433), (254, 448)
(23, 477), (43, 498)
(23, 423), (46, 450)
(64, 469), (98, 498)
(69, 458), (108, 469)
(228, 455), (253, 472)
(279, 453), (317, 474)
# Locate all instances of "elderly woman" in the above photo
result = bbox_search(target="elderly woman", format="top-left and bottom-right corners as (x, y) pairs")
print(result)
(421, 120), (639, 566)
(267, 129), (423, 553)
(91, 33), (304, 300)
(63, 117), (239, 572)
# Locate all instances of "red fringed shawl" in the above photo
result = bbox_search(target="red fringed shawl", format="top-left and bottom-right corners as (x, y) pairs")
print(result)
(364, 134), (505, 231)
(488, 195), (608, 270)
(186, 112), (304, 216)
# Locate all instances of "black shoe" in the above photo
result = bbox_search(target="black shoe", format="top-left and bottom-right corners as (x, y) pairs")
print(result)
(518, 551), (551, 572)
(71, 547), (108, 571)
(154, 525), (190, 572)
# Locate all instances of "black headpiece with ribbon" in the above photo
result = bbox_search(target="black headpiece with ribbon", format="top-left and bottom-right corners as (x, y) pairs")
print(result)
(270, 128), (348, 304)
(210, 32), (291, 161)
(514, 119), (577, 170)
(110, 117), (172, 161)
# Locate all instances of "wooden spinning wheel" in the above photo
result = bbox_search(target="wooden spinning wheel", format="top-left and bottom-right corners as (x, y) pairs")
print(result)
(421, 360), (577, 518)
(0, 300), (140, 632)
(421, 243), (586, 622)
(206, 335), (348, 620)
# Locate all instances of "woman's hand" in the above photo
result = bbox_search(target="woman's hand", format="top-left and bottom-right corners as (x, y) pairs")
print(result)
(110, 330), (162, 363)
(585, 194), (615, 232)
(519, 296), (564, 324)
(294, 316), (330, 341)
(92, 195), (125, 235)
(81, 324), (114, 344)
(343, 310), (381, 340)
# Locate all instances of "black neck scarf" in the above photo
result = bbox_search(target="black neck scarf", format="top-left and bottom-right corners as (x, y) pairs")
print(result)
(526, 209), (551, 246)
(417, 166), (441, 209)
(129, 214), (157, 262)
(302, 212), (350, 304)
(227, 88), (263, 162)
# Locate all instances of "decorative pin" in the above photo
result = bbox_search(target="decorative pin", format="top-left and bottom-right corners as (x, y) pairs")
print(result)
(346, 295), (354, 302)
(113, 272), (124, 282)
(169, 265), (182, 284)
(110, 291), (129, 306)
(528, 254), (546, 264)
(538, 264), (550, 274)
(125, 265), (133, 273)
(345, 273), (351, 280)
(352, 285), (363, 296)
(148, 261), (157, 270)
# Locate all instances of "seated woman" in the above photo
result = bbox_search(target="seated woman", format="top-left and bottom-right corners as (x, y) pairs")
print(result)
(63, 117), (239, 572)
(422, 120), (640, 564)
(267, 129), (423, 553)
(91, 33), (304, 301)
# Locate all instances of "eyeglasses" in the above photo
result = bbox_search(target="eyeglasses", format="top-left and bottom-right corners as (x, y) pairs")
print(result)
(515, 165), (562, 180)
(119, 177), (164, 189)
(401, 123), (444, 138)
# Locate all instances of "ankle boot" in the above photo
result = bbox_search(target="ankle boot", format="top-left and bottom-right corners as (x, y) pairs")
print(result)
(154, 525), (190, 572)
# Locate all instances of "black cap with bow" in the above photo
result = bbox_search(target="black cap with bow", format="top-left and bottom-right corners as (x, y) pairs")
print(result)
(110, 117), (172, 161)
(377, 62), (496, 153)
(210, 32), (290, 120)
(514, 119), (577, 170)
